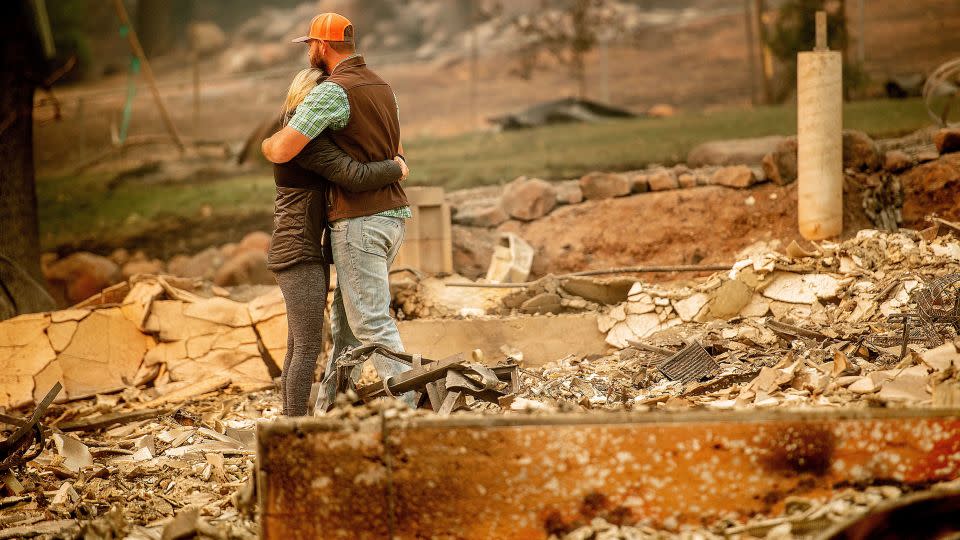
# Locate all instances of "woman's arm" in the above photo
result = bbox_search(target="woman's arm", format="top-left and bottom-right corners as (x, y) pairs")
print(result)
(294, 136), (404, 193)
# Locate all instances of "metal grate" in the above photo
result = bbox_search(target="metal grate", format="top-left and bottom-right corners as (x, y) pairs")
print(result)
(658, 342), (719, 384)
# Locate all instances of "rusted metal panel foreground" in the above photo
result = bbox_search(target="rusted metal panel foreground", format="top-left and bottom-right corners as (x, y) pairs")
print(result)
(257, 410), (960, 539)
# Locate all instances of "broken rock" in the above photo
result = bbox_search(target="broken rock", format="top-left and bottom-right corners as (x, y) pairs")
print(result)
(453, 200), (509, 228)
(762, 137), (799, 185)
(647, 169), (679, 191)
(883, 150), (913, 172)
(44, 252), (122, 305)
(555, 180), (584, 205)
(711, 166), (757, 189)
(579, 172), (632, 200)
(842, 130), (881, 171)
(501, 177), (557, 221)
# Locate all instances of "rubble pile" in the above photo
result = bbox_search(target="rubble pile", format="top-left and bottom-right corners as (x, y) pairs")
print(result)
(506, 228), (960, 413)
(552, 482), (959, 540)
(5, 219), (960, 537)
(0, 387), (274, 539)
(392, 275), (513, 319)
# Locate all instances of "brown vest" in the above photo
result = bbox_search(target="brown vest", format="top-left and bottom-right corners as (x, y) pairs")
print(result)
(325, 56), (408, 221)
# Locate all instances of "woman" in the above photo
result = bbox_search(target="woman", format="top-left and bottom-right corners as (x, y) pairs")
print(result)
(267, 68), (407, 417)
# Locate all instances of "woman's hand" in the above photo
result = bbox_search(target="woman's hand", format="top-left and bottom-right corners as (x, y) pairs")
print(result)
(394, 156), (409, 181)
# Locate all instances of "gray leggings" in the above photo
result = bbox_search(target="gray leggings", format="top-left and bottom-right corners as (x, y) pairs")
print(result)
(273, 261), (329, 416)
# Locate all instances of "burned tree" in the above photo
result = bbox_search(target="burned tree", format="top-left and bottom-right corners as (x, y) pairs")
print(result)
(0, 1), (47, 283)
(512, 0), (620, 100)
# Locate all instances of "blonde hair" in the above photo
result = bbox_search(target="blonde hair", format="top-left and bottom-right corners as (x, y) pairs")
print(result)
(281, 68), (323, 124)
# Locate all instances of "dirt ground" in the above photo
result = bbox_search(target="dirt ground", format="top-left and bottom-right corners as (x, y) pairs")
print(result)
(503, 180), (873, 279)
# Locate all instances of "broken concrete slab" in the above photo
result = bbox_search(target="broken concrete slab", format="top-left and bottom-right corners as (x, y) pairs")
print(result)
(560, 277), (633, 306)
(672, 293), (710, 322)
(760, 272), (846, 304)
(398, 313), (608, 367)
(921, 341), (960, 372)
(58, 308), (151, 400)
(697, 279), (753, 321)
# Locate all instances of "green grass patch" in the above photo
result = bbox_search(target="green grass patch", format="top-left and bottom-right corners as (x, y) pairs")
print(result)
(404, 97), (930, 190)
(38, 172), (275, 250)
(37, 98), (930, 249)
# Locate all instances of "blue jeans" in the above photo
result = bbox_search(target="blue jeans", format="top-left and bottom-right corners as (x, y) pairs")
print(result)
(316, 215), (415, 410)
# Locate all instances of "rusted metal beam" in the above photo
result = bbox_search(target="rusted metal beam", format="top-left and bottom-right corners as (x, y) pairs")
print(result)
(258, 409), (960, 540)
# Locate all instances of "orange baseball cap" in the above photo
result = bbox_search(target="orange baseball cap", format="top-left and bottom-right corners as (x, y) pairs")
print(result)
(291, 13), (354, 43)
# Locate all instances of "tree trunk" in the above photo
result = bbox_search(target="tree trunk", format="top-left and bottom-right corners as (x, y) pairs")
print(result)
(135, 0), (191, 58)
(0, 1), (45, 282)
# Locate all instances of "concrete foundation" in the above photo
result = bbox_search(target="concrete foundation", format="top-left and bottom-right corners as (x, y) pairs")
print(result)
(398, 313), (608, 367)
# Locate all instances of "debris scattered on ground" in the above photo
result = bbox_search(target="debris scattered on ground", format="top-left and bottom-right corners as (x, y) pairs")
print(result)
(4, 222), (960, 537)
(318, 345), (519, 415)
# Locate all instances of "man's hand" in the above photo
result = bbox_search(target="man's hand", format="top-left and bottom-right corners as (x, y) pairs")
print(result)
(261, 126), (311, 163)
(394, 156), (409, 181)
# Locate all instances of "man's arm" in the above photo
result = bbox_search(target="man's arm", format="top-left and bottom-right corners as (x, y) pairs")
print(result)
(262, 127), (311, 164)
(295, 136), (405, 193)
(261, 81), (350, 164)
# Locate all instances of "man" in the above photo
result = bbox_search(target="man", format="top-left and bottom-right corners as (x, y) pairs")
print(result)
(262, 13), (415, 409)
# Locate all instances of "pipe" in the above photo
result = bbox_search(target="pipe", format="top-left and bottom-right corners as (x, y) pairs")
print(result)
(797, 11), (843, 240)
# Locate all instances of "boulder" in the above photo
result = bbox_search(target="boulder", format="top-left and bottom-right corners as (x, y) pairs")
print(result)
(677, 173), (697, 188)
(188, 22), (227, 57)
(444, 185), (504, 208)
(501, 177), (557, 221)
(934, 128), (960, 155)
(44, 253), (121, 305)
(122, 259), (166, 279)
(842, 130), (881, 171)
(883, 150), (913, 172)
(239, 231), (272, 254)
(167, 247), (225, 281)
(220, 243), (239, 259)
(762, 137), (799, 185)
(711, 166), (757, 189)
(452, 226), (498, 280)
(555, 180), (584, 205)
(687, 136), (786, 168)
(109, 248), (130, 267)
(647, 169), (679, 191)
(453, 200), (508, 228)
(900, 153), (960, 228)
(579, 172), (631, 200)
(213, 251), (274, 287)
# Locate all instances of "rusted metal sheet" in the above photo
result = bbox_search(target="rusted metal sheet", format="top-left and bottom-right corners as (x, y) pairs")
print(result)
(258, 410), (960, 540)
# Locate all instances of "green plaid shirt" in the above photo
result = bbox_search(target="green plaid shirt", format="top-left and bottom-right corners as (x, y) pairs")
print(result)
(288, 57), (411, 220)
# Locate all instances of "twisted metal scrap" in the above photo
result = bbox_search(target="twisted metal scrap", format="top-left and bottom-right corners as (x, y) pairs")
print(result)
(869, 274), (960, 359)
(924, 57), (960, 127)
(0, 383), (62, 471)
